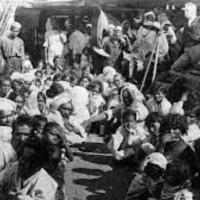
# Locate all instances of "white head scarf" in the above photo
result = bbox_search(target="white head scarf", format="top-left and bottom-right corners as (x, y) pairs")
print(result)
(51, 92), (72, 111)
(142, 152), (168, 171)
(0, 98), (16, 115)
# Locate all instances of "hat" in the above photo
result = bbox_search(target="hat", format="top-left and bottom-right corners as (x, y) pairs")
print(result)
(93, 46), (111, 58)
(142, 153), (168, 171)
(11, 21), (22, 30)
(0, 98), (16, 115)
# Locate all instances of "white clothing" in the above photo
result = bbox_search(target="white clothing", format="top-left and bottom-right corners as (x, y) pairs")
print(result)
(43, 30), (66, 65)
(146, 97), (172, 116)
(108, 125), (148, 160)
(0, 162), (58, 200)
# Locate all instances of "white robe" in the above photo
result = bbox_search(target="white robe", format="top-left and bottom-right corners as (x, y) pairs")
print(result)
(0, 162), (58, 200)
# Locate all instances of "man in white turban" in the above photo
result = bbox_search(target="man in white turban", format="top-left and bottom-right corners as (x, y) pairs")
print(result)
(0, 21), (25, 77)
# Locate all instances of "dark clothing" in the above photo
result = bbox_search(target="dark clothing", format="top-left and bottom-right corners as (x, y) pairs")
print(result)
(171, 17), (200, 71)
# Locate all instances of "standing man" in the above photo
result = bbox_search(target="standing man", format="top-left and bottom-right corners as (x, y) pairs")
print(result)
(0, 21), (24, 77)
(171, 2), (200, 71)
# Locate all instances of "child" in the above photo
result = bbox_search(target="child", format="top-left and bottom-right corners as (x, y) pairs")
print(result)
(88, 80), (105, 117)
(107, 108), (148, 162)
(146, 85), (172, 116)
(79, 75), (92, 89)
(125, 152), (167, 200)
(53, 55), (63, 74)
(144, 112), (163, 151)
(22, 53), (33, 73)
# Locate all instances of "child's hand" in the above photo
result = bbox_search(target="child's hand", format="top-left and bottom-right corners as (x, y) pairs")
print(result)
(181, 92), (188, 102)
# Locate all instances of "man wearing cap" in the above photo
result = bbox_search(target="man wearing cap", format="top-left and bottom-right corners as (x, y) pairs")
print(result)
(171, 2), (200, 71)
(0, 21), (24, 77)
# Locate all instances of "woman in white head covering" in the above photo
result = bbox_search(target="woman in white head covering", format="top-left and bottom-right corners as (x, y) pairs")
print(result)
(50, 92), (87, 144)
(0, 98), (16, 143)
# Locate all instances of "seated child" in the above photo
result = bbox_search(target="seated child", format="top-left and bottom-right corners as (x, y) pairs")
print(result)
(146, 85), (172, 116)
(144, 112), (163, 151)
(107, 108), (148, 162)
(88, 80), (105, 117)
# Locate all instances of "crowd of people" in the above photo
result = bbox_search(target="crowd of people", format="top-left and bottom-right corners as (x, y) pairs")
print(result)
(0, 1), (200, 200)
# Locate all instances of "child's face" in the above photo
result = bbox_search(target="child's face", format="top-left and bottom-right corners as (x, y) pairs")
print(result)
(91, 85), (100, 97)
(154, 91), (164, 103)
(82, 68), (90, 76)
(80, 78), (90, 88)
(149, 122), (160, 136)
(35, 81), (41, 88)
(46, 131), (60, 145)
(122, 89), (133, 107)
(123, 115), (136, 132)
(38, 62), (44, 69)
(54, 58), (60, 66)
(15, 96), (24, 109)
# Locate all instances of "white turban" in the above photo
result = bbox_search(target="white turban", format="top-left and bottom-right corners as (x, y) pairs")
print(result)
(0, 98), (16, 115)
(142, 152), (168, 171)
(51, 92), (72, 111)
(11, 21), (22, 30)
(10, 72), (23, 81)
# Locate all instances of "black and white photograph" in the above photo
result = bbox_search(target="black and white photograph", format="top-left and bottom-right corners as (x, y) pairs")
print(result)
(0, 0), (199, 199)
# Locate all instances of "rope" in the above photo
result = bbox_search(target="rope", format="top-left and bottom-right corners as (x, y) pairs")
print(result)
(140, 36), (159, 92)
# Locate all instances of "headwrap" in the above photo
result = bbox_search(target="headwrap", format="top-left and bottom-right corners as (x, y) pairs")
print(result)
(0, 98), (16, 115)
(102, 66), (116, 82)
(174, 189), (193, 200)
(142, 152), (168, 171)
(120, 83), (145, 103)
(51, 92), (72, 111)
(11, 21), (22, 30)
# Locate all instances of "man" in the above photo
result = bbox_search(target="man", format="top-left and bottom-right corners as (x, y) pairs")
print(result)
(171, 2), (200, 71)
(11, 115), (34, 151)
(0, 79), (12, 98)
(0, 137), (58, 200)
(0, 21), (24, 77)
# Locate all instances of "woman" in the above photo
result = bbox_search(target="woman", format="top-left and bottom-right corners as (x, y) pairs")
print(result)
(43, 18), (67, 65)
(51, 93), (87, 144)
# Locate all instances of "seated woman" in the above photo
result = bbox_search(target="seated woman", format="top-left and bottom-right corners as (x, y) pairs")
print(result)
(51, 93), (87, 144)
(0, 98), (16, 143)
(107, 108), (148, 162)
(0, 137), (58, 200)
